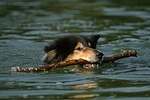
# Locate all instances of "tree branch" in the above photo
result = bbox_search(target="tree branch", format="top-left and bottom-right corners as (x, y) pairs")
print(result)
(102, 50), (137, 63)
(11, 50), (137, 72)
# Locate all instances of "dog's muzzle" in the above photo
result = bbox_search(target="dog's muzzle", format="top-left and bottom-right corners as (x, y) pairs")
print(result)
(83, 50), (103, 69)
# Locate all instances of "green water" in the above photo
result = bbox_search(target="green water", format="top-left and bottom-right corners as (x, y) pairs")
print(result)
(0, 0), (150, 99)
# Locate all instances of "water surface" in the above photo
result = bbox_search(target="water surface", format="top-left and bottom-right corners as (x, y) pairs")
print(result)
(0, 0), (150, 99)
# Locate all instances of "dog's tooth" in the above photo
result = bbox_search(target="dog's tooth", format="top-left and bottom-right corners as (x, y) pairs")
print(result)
(91, 64), (95, 68)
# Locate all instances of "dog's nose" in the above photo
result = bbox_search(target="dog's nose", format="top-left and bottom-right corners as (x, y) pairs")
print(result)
(96, 51), (103, 59)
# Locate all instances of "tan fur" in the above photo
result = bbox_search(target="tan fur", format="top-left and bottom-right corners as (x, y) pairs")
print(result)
(64, 42), (100, 62)
(42, 49), (57, 62)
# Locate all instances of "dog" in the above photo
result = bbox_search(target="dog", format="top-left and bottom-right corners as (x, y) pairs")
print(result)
(42, 34), (103, 69)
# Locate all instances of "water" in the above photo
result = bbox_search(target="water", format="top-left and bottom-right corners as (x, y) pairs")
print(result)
(0, 0), (150, 99)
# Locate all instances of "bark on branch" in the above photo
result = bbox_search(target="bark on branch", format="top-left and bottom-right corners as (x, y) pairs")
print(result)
(11, 50), (137, 72)
(102, 50), (137, 63)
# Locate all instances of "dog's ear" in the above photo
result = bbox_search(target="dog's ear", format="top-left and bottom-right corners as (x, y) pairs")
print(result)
(88, 35), (101, 49)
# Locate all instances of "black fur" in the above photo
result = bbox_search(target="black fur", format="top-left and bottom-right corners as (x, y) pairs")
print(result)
(43, 34), (100, 64)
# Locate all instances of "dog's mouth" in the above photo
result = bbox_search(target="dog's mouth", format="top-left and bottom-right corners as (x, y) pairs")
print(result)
(83, 62), (100, 69)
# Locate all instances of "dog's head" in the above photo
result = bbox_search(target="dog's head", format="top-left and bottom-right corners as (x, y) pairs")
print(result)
(42, 35), (103, 69)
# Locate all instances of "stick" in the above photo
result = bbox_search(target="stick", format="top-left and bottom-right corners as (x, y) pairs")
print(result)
(11, 50), (137, 72)
(102, 50), (137, 63)
(11, 59), (89, 72)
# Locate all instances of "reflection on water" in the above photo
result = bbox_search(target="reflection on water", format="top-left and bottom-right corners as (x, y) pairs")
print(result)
(0, 0), (150, 99)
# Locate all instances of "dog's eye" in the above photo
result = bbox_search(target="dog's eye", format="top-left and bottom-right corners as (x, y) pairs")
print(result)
(76, 47), (82, 51)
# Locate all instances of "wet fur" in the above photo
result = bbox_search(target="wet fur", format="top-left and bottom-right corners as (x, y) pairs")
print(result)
(42, 34), (102, 64)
